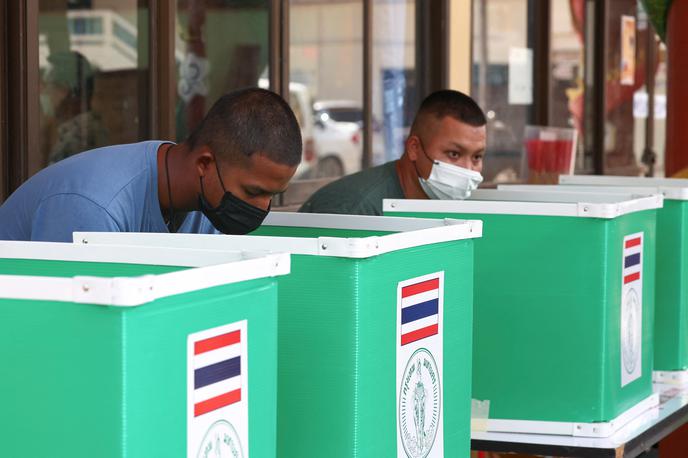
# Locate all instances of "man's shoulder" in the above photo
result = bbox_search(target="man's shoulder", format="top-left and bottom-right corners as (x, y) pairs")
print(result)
(40, 141), (160, 203)
(61, 141), (159, 168)
(318, 161), (400, 197)
(0, 141), (166, 241)
(300, 161), (404, 215)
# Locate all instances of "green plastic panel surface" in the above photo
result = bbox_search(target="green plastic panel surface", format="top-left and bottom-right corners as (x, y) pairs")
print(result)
(387, 209), (656, 423)
(0, 260), (279, 458)
(654, 200), (688, 371)
(272, 240), (474, 457)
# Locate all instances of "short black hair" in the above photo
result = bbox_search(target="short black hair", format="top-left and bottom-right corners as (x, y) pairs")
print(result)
(411, 89), (486, 132)
(187, 88), (302, 167)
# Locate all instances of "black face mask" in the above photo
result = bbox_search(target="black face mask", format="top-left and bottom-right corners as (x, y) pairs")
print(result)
(198, 162), (270, 235)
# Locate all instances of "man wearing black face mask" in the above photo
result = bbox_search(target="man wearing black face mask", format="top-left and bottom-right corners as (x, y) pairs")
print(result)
(0, 88), (302, 242)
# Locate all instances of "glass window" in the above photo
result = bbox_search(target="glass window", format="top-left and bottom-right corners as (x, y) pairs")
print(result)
(315, 106), (363, 124)
(631, 2), (666, 177)
(290, 0), (363, 179)
(69, 17), (104, 35)
(373, 0), (416, 166)
(549, 0), (586, 172)
(652, 41), (668, 176)
(37, 0), (149, 172)
(603, 0), (643, 175)
(472, 0), (532, 183)
(174, 0), (270, 142)
(113, 21), (137, 50)
(550, 0), (584, 129)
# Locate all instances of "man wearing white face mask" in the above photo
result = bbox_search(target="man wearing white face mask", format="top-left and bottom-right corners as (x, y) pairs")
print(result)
(299, 89), (487, 216)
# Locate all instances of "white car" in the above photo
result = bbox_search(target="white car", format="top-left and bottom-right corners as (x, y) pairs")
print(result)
(312, 100), (385, 177)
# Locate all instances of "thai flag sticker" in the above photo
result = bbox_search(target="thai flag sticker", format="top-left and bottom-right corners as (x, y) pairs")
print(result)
(623, 234), (642, 285)
(396, 272), (444, 458)
(400, 275), (442, 346)
(621, 233), (643, 387)
(193, 329), (243, 416)
(188, 320), (248, 458)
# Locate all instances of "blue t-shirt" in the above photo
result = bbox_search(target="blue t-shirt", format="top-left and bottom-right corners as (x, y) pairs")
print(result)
(0, 141), (217, 242)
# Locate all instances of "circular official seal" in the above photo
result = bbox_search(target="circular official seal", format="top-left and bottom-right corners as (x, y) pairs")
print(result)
(197, 420), (244, 458)
(622, 287), (641, 375)
(399, 348), (441, 458)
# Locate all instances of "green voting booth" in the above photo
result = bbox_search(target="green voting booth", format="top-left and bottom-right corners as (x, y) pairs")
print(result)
(385, 189), (663, 437)
(76, 212), (482, 457)
(554, 175), (688, 385)
(0, 242), (289, 458)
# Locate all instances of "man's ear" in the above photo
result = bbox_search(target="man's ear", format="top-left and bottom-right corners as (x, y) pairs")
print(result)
(406, 135), (422, 162)
(193, 145), (215, 178)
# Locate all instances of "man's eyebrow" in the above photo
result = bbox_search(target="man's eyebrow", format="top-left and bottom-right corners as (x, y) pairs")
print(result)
(447, 141), (485, 154)
(447, 141), (467, 150)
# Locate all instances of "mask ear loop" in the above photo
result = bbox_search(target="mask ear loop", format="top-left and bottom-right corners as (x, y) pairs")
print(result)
(417, 137), (438, 165)
(413, 136), (436, 179)
(164, 145), (177, 233)
(198, 174), (223, 214)
(212, 156), (229, 193)
(198, 174), (206, 197)
(198, 154), (225, 212)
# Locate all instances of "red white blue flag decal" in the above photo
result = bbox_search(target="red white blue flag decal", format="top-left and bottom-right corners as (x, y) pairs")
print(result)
(193, 329), (242, 417)
(188, 320), (248, 457)
(400, 277), (440, 346)
(621, 233), (643, 387)
(396, 272), (444, 457)
(623, 235), (642, 285)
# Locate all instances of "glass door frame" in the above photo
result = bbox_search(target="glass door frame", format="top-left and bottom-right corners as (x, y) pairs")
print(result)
(6, 0), (39, 194)
(0, 1), (6, 200)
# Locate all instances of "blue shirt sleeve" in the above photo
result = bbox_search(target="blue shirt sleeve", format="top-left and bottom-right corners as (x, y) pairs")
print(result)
(31, 194), (121, 242)
(178, 211), (220, 235)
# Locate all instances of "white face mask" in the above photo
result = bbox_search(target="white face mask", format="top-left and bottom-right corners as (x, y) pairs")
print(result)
(419, 159), (484, 200)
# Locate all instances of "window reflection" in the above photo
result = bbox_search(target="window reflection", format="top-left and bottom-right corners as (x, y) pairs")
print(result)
(373, 0), (416, 165)
(550, 0), (585, 172)
(472, 0), (531, 183)
(290, 0), (363, 179)
(651, 42), (668, 176)
(40, 51), (108, 165)
(604, 0), (646, 175)
(175, 0), (270, 142)
(38, 0), (149, 172)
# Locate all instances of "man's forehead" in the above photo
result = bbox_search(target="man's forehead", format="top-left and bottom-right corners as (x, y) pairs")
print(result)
(435, 118), (486, 145)
(231, 153), (296, 190)
(438, 115), (485, 132)
(251, 152), (296, 169)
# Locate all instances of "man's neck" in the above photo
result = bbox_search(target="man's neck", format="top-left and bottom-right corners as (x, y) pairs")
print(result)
(157, 143), (174, 214)
(157, 142), (196, 214)
(396, 153), (429, 200)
